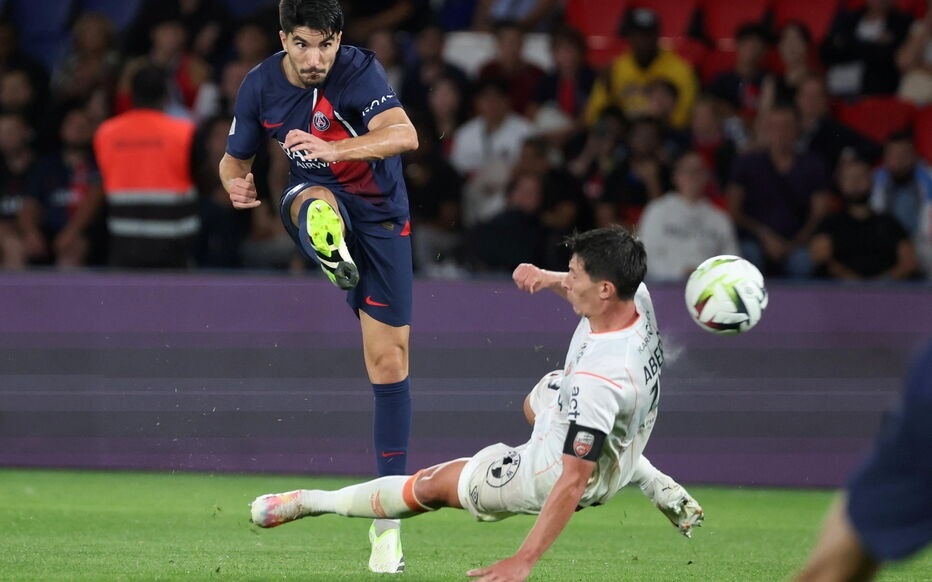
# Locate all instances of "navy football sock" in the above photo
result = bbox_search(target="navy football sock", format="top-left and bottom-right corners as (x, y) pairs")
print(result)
(372, 378), (412, 476)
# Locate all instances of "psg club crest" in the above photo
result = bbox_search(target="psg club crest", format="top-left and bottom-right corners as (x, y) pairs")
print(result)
(313, 111), (330, 131)
(573, 431), (595, 458)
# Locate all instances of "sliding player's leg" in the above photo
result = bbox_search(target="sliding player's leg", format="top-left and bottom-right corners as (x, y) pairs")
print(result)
(249, 458), (469, 526)
(631, 455), (704, 537)
(279, 182), (359, 289)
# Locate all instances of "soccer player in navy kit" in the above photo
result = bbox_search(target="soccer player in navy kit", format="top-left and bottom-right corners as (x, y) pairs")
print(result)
(218, 0), (418, 573)
(794, 340), (932, 581)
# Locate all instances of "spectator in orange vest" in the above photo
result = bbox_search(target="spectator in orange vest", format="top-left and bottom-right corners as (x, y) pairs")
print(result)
(93, 65), (198, 269)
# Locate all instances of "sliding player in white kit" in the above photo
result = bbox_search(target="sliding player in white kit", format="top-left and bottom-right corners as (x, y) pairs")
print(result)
(249, 226), (703, 581)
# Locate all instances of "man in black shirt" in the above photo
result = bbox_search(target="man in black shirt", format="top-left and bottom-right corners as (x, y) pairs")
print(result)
(810, 154), (918, 280)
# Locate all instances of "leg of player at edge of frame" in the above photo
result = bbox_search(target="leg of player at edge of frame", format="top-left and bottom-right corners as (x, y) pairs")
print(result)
(287, 185), (414, 573)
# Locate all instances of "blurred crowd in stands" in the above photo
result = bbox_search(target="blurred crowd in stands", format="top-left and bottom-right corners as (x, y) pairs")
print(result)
(0, 0), (929, 282)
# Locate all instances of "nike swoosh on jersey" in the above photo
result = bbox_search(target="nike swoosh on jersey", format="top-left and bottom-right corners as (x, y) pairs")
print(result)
(366, 296), (390, 307)
(262, 120), (284, 129)
(380, 451), (405, 458)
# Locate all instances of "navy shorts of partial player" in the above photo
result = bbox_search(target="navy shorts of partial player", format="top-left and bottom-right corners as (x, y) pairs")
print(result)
(226, 45), (413, 327)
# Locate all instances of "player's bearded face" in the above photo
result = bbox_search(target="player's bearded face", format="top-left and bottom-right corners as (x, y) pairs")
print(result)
(280, 28), (341, 88)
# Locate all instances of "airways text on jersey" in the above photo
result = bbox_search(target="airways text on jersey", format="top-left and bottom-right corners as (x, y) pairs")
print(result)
(276, 140), (332, 170)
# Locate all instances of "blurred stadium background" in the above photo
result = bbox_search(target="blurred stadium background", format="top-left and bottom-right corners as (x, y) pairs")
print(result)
(1, 0), (931, 578)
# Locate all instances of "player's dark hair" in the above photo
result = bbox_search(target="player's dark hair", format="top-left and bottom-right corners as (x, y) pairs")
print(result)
(279, 0), (344, 36)
(130, 65), (169, 109)
(566, 226), (646, 300)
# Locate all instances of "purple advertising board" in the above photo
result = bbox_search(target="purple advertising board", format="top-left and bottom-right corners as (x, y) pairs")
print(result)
(1, 271), (928, 487)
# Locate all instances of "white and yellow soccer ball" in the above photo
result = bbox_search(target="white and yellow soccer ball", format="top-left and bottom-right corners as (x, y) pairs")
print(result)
(685, 255), (768, 335)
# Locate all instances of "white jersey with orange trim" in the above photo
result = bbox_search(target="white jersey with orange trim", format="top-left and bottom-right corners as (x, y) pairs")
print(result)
(457, 283), (662, 520)
(527, 282), (662, 507)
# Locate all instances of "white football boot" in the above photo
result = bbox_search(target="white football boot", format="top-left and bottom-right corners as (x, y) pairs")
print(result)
(368, 519), (405, 573)
(641, 474), (705, 538)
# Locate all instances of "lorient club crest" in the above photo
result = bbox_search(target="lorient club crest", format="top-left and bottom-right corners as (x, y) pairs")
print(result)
(573, 431), (595, 457)
(485, 450), (521, 488)
(313, 111), (330, 131)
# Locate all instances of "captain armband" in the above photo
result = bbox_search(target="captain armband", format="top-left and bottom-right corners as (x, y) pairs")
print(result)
(563, 422), (607, 462)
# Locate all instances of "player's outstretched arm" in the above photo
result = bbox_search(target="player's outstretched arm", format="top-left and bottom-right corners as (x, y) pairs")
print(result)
(467, 455), (594, 582)
(219, 153), (260, 209)
(513, 263), (568, 299)
(283, 107), (418, 163)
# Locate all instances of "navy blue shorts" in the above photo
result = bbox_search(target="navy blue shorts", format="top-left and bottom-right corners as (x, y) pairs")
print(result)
(280, 183), (413, 327)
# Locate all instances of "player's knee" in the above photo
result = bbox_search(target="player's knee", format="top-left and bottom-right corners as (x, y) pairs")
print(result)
(368, 345), (408, 382)
(289, 186), (339, 225)
(412, 468), (458, 509)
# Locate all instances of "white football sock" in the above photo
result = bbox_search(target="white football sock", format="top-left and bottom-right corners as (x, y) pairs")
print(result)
(631, 455), (666, 500)
(299, 475), (432, 519)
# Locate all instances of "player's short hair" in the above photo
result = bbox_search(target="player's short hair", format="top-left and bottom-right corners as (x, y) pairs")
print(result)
(279, 0), (344, 36)
(566, 226), (646, 300)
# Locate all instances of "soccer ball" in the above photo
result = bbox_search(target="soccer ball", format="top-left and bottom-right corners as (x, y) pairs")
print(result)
(685, 255), (768, 335)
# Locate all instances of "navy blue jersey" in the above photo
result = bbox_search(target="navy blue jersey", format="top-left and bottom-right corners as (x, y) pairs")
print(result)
(226, 46), (409, 225)
(847, 340), (932, 561)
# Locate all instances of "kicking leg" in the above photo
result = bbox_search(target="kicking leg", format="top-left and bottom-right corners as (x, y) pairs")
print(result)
(283, 184), (359, 289)
(631, 456), (704, 538)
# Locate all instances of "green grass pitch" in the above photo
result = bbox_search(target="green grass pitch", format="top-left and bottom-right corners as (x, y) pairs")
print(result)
(2, 469), (929, 581)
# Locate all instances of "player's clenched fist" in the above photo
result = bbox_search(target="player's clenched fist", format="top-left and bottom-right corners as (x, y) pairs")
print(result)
(513, 263), (546, 294)
(228, 172), (260, 209)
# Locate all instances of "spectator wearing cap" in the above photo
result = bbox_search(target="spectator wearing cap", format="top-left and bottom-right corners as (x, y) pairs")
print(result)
(584, 7), (698, 128)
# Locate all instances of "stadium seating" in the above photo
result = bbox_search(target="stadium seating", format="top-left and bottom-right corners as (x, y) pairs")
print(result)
(914, 106), (932, 162)
(565, 0), (627, 39)
(667, 35), (708, 68)
(771, 0), (838, 43)
(698, 47), (737, 84)
(835, 96), (919, 143)
(700, 0), (770, 46)
(565, 0), (629, 68)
